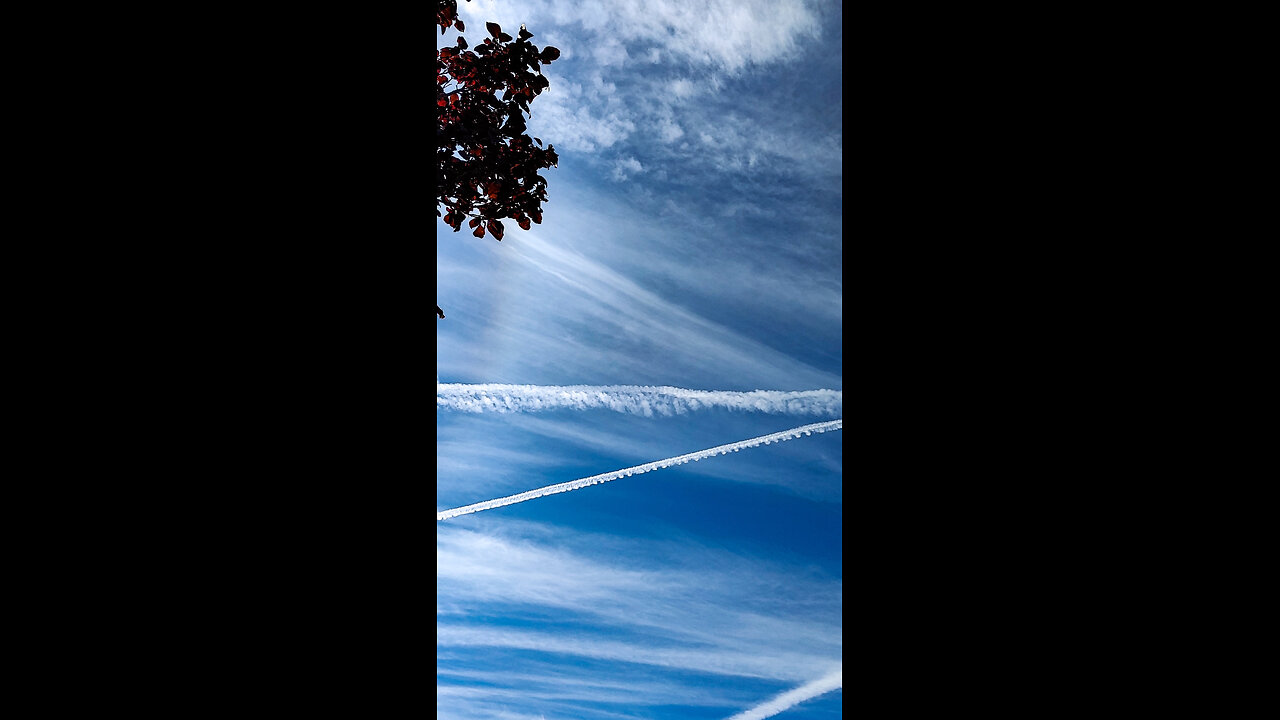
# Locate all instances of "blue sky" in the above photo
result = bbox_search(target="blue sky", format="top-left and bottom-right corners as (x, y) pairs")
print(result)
(437, 1), (841, 717)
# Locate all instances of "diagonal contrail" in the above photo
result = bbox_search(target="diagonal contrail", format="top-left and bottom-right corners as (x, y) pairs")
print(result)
(725, 665), (843, 720)
(436, 419), (842, 521)
(436, 383), (841, 417)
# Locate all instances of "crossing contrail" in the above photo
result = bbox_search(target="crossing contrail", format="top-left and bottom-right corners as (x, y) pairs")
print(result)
(436, 384), (841, 417)
(725, 665), (843, 720)
(436, 419), (842, 521)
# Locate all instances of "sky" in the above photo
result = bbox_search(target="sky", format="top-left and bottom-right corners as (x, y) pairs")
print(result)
(437, 1), (842, 717)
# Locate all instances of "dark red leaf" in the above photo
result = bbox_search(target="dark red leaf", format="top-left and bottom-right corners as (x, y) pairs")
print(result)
(438, 16), (557, 242)
(455, 19), (465, 32)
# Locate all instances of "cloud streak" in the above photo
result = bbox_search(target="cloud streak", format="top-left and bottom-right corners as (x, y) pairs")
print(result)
(437, 384), (841, 417)
(437, 419), (842, 521)
(437, 519), (842, 717)
(725, 666), (843, 720)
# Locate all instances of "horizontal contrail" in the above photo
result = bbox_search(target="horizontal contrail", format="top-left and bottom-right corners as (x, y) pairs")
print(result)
(436, 419), (842, 521)
(725, 665), (843, 720)
(436, 384), (841, 417)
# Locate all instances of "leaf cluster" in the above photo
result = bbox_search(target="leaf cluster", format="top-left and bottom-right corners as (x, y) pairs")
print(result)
(436, 0), (560, 240)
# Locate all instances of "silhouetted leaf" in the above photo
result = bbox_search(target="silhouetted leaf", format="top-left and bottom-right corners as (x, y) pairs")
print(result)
(506, 111), (526, 134)
(438, 8), (558, 251)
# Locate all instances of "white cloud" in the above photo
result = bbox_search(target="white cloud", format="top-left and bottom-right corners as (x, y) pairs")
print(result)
(460, 0), (819, 66)
(670, 78), (697, 98)
(529, 104), (635, 153)
(591, 36), (630, 67)
(657, 116), (684, 143)
(610, 155), (644, 181)
(453, 0), (837, 182)
(553, 0), (820, 72)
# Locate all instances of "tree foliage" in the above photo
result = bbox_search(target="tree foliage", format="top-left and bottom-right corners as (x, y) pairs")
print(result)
(436, 0), (560, 242)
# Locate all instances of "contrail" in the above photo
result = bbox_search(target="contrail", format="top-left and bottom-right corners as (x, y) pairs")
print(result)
(436, 384), (841, 417)
(436, 419), (842, 521)
(725, 665), (843, 720)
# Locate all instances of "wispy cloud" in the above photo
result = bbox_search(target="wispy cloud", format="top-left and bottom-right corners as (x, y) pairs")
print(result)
(436, 222), (841, 389)
(438, 624), (832, 683)
(513, 231), (840, 387)
(438, 519), (842, 717)
(438, 419), (841, 520)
